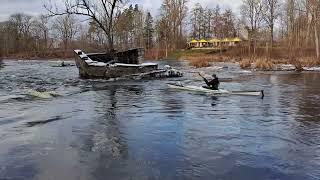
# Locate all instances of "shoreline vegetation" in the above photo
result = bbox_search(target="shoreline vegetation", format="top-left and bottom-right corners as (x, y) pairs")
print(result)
(162, 47), (320, 70)
(0, 0), (319, 72)
(2, 47), (320, 72)
(0, 51), (75, 60)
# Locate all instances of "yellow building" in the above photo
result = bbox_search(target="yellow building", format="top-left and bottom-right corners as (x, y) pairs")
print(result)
(198, 39), (208, 47)
(231, 37), (242, 45)
(188, 39), (198, 48)
(208, 38), (220, 47)
(188, 37), (241, 48)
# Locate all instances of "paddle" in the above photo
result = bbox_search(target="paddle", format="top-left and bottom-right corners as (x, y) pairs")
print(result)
(189, 71), (233, 82)
(198, 72), (204, 78)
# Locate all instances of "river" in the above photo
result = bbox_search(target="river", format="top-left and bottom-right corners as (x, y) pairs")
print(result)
(0, 60), (319, 180)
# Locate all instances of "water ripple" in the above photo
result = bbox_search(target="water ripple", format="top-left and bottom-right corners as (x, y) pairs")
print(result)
(0, 61), (320, 179)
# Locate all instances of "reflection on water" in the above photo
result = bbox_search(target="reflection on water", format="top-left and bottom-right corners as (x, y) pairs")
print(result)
(0, 60), (3, 69)
(0, 60), (320, 180)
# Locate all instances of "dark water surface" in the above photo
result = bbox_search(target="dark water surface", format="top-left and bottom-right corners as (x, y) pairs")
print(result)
(0, 60), (320, 180)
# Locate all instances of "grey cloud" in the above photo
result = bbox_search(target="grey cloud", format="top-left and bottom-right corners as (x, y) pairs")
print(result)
(0, 0), (46, 21)
(0, 0), (242, 21)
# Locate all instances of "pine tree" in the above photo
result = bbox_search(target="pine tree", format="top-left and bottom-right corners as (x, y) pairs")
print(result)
(144, 12), (154, 49)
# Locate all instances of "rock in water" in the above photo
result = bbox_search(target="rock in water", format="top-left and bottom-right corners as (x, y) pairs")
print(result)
(27, 90), (59, 99)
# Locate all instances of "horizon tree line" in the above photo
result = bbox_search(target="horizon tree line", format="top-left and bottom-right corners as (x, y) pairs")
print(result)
(0, 0), (319, 61)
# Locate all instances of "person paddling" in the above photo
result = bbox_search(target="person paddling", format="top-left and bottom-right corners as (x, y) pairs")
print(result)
(198, 72), (220, 90)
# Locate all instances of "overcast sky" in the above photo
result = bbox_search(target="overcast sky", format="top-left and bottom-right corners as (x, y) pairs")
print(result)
(0, 0), (242, 21)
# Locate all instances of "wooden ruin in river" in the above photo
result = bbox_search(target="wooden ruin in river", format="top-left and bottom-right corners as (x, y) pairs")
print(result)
(74, 48), (183, 79)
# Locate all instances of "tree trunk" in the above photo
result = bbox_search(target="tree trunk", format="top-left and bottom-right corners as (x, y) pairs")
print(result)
(64, 39), (68, 58)
(107, 0), (118, 51)
(270, 23), (274, 49)
(253, 31), (256, 55)
(266, 42), (269, 60)
(306, 14), (311, 46)
(165, 40), (168, 58)
(315, 21), (319, 59)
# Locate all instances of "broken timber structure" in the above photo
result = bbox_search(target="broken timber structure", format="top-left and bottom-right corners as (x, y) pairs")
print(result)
(74, 48), (183, 79)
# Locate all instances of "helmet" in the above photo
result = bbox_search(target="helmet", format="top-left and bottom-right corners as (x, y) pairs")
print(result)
(212, 74), (217, 78)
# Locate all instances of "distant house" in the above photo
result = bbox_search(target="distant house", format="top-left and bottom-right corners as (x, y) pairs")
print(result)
(220, 38), (242, 46)
(187, 37), (242, 49)
(209, 38), (220, 47)
(188, 39), (198, 48)
(198, 39), (208, 47)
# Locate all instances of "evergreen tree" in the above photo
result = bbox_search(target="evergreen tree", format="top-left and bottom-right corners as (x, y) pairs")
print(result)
(132, 4), (143, 47)
(190, 3), (204, 39)
(144, 12), (154, 49)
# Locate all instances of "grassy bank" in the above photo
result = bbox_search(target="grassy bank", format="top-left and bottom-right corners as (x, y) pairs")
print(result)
(168, 47), (320, 70)
(167, 49), (236, 68)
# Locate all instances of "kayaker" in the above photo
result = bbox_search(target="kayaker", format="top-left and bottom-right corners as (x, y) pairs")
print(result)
(198, 72), (220, 90)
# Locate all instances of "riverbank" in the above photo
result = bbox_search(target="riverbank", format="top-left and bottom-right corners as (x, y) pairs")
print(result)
(3, 48), (320, 72)
(2, 56), (66, 60)
(0, 48), (107, 60)
(169, 48), (320, 71)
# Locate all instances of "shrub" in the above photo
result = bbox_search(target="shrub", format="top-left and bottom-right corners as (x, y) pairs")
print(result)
(189, 59), (210, 68)
(255, 58), (274, 70)
(298, 57), (320, 67)
(239, 58), (252, 69)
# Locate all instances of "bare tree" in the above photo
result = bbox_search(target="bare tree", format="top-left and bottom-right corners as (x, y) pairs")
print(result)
(8, 13), (33, 53)
(309, 0), (320, 59)
(263, 0), (281, 48)
(155, 17), (170, 57)
(31, 15), (50, 52)
(52, 15), (79, 56)
(222, 9), (237, 38)
(212, 5), (222, 38)
(45, 0), (126, 50)
(160, 0), (188, 49)
(241, 0), (263, 54)
(202, 8), (213, 39)
(286, 0), (295, 51)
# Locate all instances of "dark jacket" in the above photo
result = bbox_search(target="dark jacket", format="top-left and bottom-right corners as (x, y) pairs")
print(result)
(202, 77), (220, 90)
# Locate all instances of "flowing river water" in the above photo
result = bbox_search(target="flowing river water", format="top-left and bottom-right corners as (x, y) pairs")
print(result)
(0, 60), (319, 180)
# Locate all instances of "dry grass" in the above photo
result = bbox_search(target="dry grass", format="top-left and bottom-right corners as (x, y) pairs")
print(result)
(188, 58), (211, 68)
(239, 58), (252, 69)
(238, 56), (320, 70)
(144, 49), (166, 60)
(182, 55), (233, 68)
(290, 58), (303, 71)
(255, 58), (274, 70)
(180, 55), (225, 62)
(298, 57), (320, 67)
(238, 57), (274, 70)
(165, 47), (320, 70)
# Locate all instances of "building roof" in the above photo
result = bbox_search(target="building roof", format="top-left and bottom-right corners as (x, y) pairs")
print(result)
(209, 38), (220, 42)
(188, 37), (242, 44)
(232, 37), (242, 42)
(199, 39), (208, 43)
(221, 38), (230, 42)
